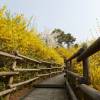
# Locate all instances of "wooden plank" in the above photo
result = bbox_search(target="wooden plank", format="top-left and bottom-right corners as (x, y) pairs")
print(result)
(39, 60), (61, 66)
(66, 48), (84, 62)
(78, 84), (100, 100)
(0, 88), (16, 96)
(24, 74), (67, 100)
(77, 37), (100, 62)
(13, 67), (63, 72)
(82, 58), (90, 84)
(38, 71), (62, 77)
(65, 79), (78, 100)
(18, 53), (61, 66)
(9, 77), (39, 88)
(39, 68), (52, 70)
(50, 71), (62, 74)
(65, 70), (82, 79)
(17, 54), (41, 64)
(38, 73), (50, 77)
(0, 51), (22, 60)
(33, 84), (65, 88)
(13, 68), (40, 72)
(40, 60), (52, 65)
(65, 70), (86, 84)
(39, 67), (63, 70)
(0, 72), (19, 76)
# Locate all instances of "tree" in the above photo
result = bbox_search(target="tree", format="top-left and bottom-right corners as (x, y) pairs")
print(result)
(52, 29), (64, 35)
(52, 29), (76, 48)
(51, 29), (65, 47)
(74, 43), (79, 48)
(63, 33), (76, 48)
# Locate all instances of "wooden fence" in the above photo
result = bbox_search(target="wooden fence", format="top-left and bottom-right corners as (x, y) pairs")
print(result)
(0, 51), (63, 100)
(0, 37), (100, 100)
(64, 37), (100, 100)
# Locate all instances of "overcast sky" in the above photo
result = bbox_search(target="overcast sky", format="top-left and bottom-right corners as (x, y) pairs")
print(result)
(0, 0), (100, 43)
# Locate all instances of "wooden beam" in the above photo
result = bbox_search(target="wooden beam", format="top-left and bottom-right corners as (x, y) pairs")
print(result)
(0, 72), (19, 76)
(78, 84), (100, 100)
(0, 51), (22, 60)
(0, 88), (16, 96)
(77, 37), (100, 62)
(9, 77), (39, 88)
(65, 79), (78, 100)
(13, 68), (40, 72)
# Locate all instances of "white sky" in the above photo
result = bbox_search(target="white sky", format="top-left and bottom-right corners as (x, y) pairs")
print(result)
(0, 0), (100, 43)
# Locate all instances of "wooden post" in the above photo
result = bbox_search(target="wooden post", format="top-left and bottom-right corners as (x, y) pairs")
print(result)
(69, 60), (72, 71)
(49, 64), (52, 78)
(36, 64), (39, 77)
(82, 45), (90, 85)
(64, 60), (68, 78)
(82, 58), (90, 85)
(4, 60), (17, 100)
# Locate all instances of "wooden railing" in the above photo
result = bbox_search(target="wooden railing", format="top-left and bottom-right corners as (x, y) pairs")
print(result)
(0, 51), (63, 100)
(64, 37), (100, 100)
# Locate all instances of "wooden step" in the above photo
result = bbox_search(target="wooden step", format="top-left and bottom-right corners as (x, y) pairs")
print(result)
(33, 84), (65, 88)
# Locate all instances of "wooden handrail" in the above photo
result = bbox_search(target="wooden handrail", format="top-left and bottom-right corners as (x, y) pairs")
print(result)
(37, 71), (62, 77)
(17, 53), (41, 64)
(65, 70), (82, 79)
(37, 73), (50, 77)
(13, 68), (40, 72)
(77, 37), (100, 62)
(66, 48), (84, 62)
(0, 72), (19, 76)
(66, 37), (100, 62)
(50, 71), (62, 74)
(65, 37), (100, 100)
(0, 88), (16, 97)
(9, 77), (39, 88)
(39, 67), (63, 70)
(13, 67), (63, 72)
(78, 84), (100, 100)
(16, 52), (61, 66)
(65, 79), (78, 100)
(0, 51), (63, 99)
(0, 51), (22, 60)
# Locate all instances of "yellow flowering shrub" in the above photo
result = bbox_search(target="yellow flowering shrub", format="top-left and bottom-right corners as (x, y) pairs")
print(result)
(56, 47), (78, 59)
(0, 6), (100, 91)
(0, 6), (63, 64)
(89, 51), (100, 90)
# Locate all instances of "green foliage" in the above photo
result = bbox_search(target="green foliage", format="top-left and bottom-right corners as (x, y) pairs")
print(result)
(52, 29), (76, 47)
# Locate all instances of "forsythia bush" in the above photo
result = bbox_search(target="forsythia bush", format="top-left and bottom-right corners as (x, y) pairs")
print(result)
(90, 51), (100, 90)
(0, 6), (100, 91)
(0, 6), (63, 64)
(56, 47), (78, 59)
